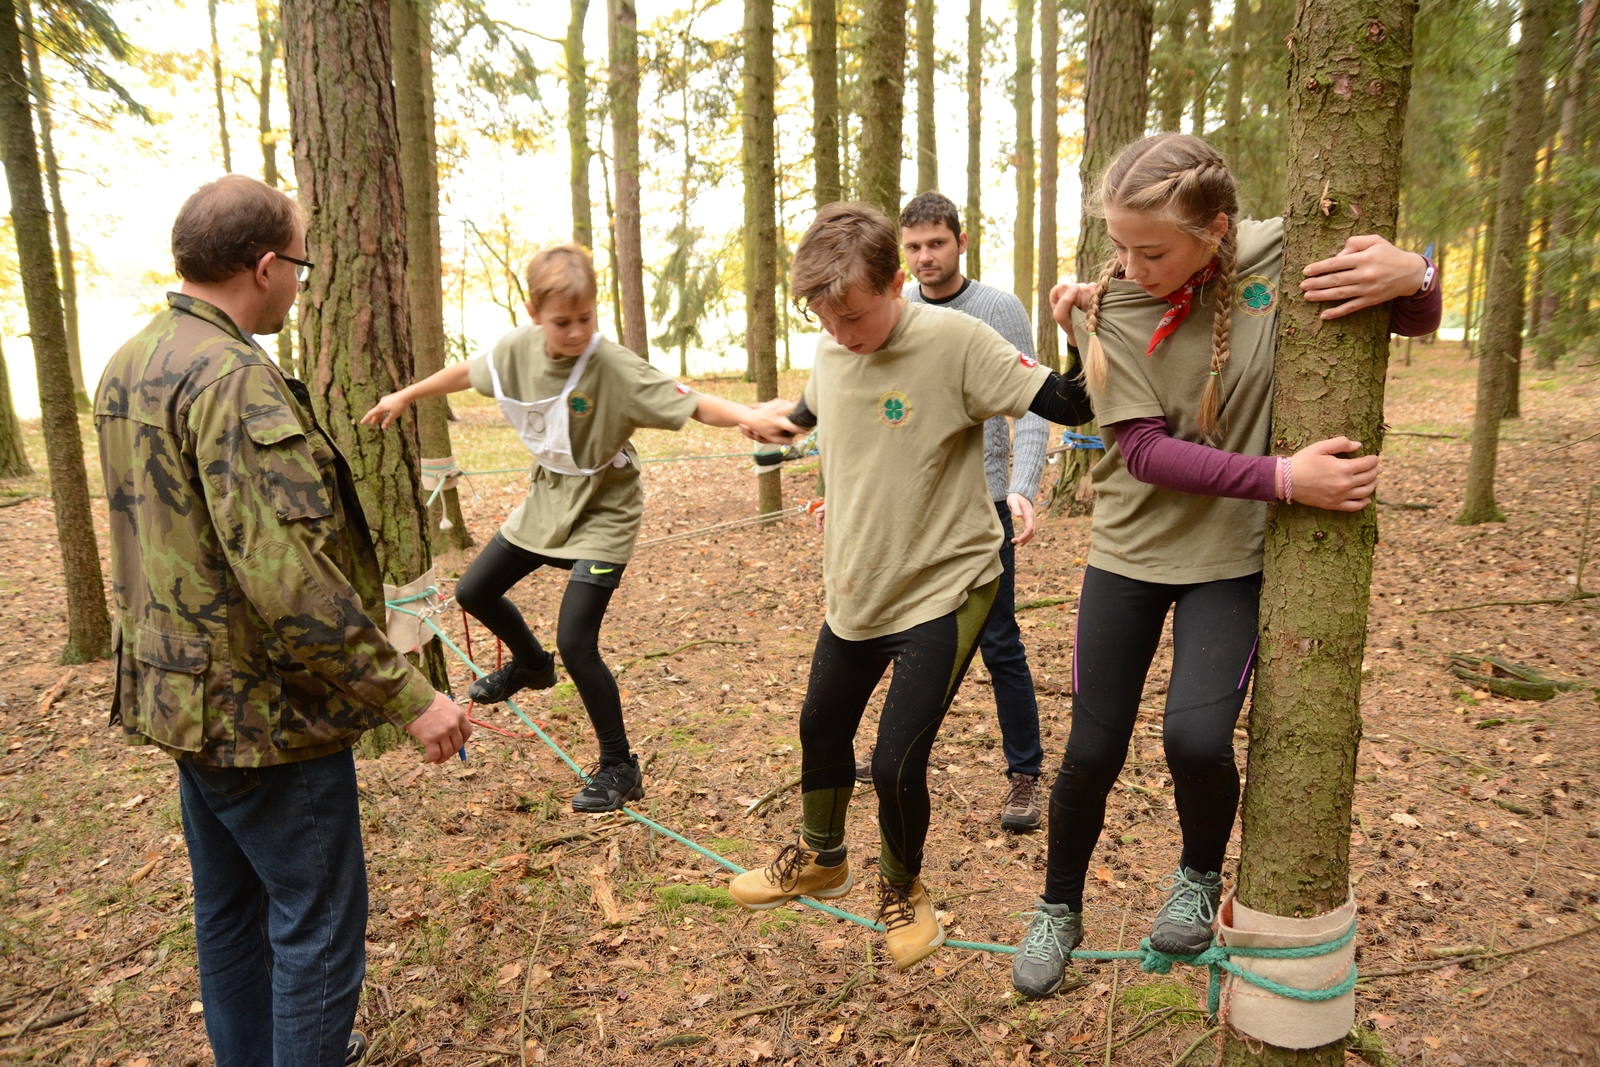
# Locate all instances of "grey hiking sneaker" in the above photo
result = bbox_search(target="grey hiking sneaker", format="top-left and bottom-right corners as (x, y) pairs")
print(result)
(468, 654), (557, 704)
(855, 746), (873, 783)
(1149, 866), (1223, 955)
(572, 755), (645, 812)
(1000, 772), (1043, 832)
(1011, 901), (1083, 998)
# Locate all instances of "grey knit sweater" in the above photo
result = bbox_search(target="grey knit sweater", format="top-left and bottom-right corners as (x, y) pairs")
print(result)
(906, 278), (1049, 502)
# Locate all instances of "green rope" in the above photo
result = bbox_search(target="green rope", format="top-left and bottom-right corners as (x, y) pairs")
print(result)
(401, 610), (1356, 998)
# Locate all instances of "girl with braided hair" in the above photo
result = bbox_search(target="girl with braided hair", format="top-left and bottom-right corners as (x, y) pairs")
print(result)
(1010, 133), (1441, 998)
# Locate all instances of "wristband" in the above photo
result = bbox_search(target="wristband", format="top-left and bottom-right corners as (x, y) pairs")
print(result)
(1280, 456), (1294, 504)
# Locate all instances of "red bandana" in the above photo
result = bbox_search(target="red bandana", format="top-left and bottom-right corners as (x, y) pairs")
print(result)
(1145, 259), (1219, 356)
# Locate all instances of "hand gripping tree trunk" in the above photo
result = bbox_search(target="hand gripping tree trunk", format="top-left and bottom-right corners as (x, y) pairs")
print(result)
(609, 0), (648, 358)
(391, 0), (470, 550)
(1457, 0), (1552, 527)
(858, 0), (906, 217)
(743, 0), (780, 516)
(1035, 0), (1060, 371)
(1224, 3), (1413, 1064)
(567, 0), (593, 249)
(965, 0), (983, 279)
(809, 0), (841, 208)
(281, 0), (449, 711)
(0, 0), (108, 662)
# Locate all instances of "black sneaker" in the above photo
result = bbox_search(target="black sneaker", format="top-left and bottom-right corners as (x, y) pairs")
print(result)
(468, 654), (557, 704)
(345, 1031), (368, 1065)
(572, 755), (645, 812)
(1149, 866), (1223, 955)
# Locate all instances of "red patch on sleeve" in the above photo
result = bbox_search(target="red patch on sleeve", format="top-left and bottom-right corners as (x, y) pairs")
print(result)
(675, 381), (691, 395)
(1019, 352), (1038, 368)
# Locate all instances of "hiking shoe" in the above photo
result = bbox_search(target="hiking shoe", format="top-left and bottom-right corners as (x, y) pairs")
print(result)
(751, 434), (816, 474)
(854, 747), (873, 783)
(730, 842), (854, 910)
(1011, 901), (1083, 998)
(878, 876), (945, 971)
(1000, 772), (1043, 832)
(571, 755), (645, 813)
(345, 1031), (368, 1065)
(1149, 866), (1223, 955)
(468, 654), (557, 704)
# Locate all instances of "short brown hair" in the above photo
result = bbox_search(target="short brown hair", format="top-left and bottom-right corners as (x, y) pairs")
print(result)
(790, 202), (901, 315)
(898, 191), (961, 239)
(525, 244), (598, 311)
(171, 175), (301, 283)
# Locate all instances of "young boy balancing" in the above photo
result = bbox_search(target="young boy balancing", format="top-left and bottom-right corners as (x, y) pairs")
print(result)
(363, 245), (799, 812)
(727, 204), (1093, 970)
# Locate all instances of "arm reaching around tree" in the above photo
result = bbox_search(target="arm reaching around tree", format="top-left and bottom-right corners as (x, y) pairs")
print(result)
(693, 393), (803, 443)
(361, 362), (472, 429)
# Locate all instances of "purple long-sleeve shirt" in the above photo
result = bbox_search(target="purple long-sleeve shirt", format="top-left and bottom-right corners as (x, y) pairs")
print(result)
(1113, 269), (1443, 502)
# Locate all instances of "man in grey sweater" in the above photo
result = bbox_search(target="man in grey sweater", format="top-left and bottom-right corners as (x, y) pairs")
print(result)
(855, 191), (1051, 831)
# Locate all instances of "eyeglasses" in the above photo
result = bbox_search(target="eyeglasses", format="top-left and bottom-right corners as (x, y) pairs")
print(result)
(275, 253), (316, 282)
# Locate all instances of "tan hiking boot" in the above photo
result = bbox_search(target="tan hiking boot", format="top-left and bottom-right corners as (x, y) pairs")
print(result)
(729, 842), (854, 911)
(877, 876), (945, 971)
(1001, 772), (1043, 832)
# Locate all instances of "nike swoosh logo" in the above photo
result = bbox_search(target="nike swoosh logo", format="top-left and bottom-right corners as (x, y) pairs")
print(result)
(589, 566), (615, 575)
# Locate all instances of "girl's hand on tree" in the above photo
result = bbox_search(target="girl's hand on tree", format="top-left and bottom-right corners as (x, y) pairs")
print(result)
(1300, 235), (1429, 320)
(1289, 437), (1380, 511)
(361, 391), (412, 430)
(1049, 282), (1100, 345)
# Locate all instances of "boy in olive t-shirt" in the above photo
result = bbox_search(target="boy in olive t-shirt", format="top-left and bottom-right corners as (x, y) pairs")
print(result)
(363, 245), (799, 813)
(726, 203), (1092, 971)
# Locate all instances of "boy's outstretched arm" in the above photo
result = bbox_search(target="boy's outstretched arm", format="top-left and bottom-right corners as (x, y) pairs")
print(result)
(361, 362), (473, 429)
(692, 393), (803, 443)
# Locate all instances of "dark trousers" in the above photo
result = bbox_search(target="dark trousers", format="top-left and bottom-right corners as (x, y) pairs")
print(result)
(979, 500), (1044, 777)
(178, 747), (367, 1067)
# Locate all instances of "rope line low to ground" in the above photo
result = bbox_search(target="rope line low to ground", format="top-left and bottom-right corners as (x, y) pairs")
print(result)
(387, 596), (1357, 1013)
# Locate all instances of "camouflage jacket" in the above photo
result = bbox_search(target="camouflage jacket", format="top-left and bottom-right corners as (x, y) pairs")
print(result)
(95, 293), (435, 768)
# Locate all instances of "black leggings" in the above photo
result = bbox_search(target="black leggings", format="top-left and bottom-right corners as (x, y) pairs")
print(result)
(1043, 565), (1261, 910)
(454, 533), (630, 763)
(798, 579), (997, 884)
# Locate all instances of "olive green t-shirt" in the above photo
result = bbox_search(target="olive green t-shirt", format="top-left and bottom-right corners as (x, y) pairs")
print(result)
(804, 301), (1051, 640)
(1070, 216), (1284, 583)
(468, 327), (700, 563)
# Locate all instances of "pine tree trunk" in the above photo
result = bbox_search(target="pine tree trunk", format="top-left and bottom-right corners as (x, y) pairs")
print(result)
(0, 336), (32, 478)
(810, 0), (841, 207)
(859, 0), (907, 217)
(1077, 0), (1153, 278)
(1013, 0), (1034, 315)
(966, 0), (983, 280)
(1462, 221), (1480, 354)
(281, 0), (448, 697)
(1191, 0), (1211, 134)
(0, 0), (108, 662)
(1538, 0), (1598, 369)
(608, 0), (648, 358)
(391, 0), (469, 550)
(1157, 0), (1190, 132)
(1459, 0), (1551, 527)
(1035, 0), (1059, 370)
(567, 0), (593, 249)
(601, 135), (623, 340)
(18, 0), (85, 410)
(1224, 2), (1414, 1062)
(256, 0), (279, 187)
(209, 0), (232, 171)
(744, 0), (781, 515)
(915, 0), (937, 194)
(1223, 0), (1247, 165)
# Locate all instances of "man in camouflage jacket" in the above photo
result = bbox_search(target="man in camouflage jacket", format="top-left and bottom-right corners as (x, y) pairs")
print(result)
(95, 175), (470, 1067)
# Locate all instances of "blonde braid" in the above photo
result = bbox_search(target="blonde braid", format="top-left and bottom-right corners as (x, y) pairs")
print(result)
(1195, 223), (1238, 444)
(1081, 257), (1119, 391)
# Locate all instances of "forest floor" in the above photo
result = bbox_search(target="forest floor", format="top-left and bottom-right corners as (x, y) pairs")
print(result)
(1, 340), (1598, 1067)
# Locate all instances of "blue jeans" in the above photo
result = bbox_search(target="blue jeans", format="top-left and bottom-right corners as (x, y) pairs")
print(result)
(178, 747), (367, 1067)
(980, 500), (1044, 777)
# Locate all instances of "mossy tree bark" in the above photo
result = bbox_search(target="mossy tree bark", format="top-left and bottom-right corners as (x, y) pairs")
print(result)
(1223, 0), (1248, 164)
(0, 0), (107, 662)
(567, 0), (592, 249)
(1536, 0), (1598, 369)
(858, 0), (906, 218)
(965, 0), (983, 279)
(0, 337), (32, 478)
(743, 0), (781, 516)
(914, 0), (936, 194)
(608, 0), (648, 359)
(391, 0), (469, 551)
(1013, 0), (1034, 315)
(1156, 0), (1190, 132)
(1035, 0), (1059, 370)
(1458, 0), (1552, 527)
(809, 0), (840, 208)
(1191, 0), (1211, 133)
(1224, 2), (1414, 1062)
(281, 0), (449, 702)
(18, 0), (85, 409)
